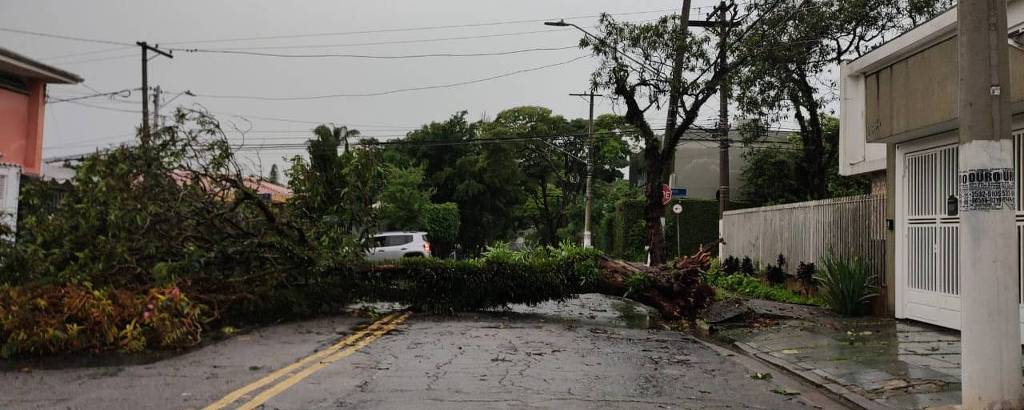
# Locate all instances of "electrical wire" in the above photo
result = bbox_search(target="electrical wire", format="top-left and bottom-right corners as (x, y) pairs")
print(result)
(179, 28), (568, 51)
(173, 45), (580, 59)
(64, 100), (141, 114)
(43, 45), (136, 61)
(0, 27), (132, 46)
(46, 89), (136, 104)
(160, 9), (679, 46)
(187, 55), (590, 101)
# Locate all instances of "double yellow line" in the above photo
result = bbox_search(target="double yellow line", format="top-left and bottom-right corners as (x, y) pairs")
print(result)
(204, 311), (410, 410)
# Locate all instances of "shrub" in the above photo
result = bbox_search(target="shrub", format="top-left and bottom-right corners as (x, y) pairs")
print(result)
(422, 202), (460, 257)
(612, 198), (647, 261)
(355, 242), (601, 313)
(707, 273), (820, 306)
(0, 284), (204, 357)
(722, 256), (740, 275)
(765, 264), (786, 285)
(740, 256), (755, 276)
(816, 255), (877, 316)
(663, 199), (720, 259)
(797, 262), (817, 290)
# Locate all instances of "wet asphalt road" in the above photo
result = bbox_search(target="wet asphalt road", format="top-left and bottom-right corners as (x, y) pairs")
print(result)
(1, 306), (850, 409)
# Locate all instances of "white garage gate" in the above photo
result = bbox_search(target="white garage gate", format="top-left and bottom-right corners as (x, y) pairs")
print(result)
(895, 130), (1024, 334)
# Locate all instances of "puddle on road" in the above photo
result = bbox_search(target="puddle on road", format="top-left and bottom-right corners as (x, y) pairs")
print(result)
(500, 293), (657, 329)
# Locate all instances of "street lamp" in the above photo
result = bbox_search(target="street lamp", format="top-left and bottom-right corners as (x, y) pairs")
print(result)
(547, 19), (600, 249)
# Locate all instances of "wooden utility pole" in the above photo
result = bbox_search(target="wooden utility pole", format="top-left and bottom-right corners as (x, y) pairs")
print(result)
(570, 90), (600, 248)
(957, 1), (1023, 408)
(137, 42), (173, 144)
(152, 85), (161, 131)
(664, 0), (693, 139)
(715, 1), (732, 216)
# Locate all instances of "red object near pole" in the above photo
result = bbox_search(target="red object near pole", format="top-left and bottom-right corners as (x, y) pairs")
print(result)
(661, 184), (672, 205)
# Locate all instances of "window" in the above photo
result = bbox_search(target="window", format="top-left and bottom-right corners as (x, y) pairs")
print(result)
(0, 73), (28, 95)
(374, 235), (413, 247)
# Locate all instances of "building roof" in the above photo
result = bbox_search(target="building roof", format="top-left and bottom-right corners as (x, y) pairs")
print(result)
(845, 0), (1024, 76)
(0, 48), (83, 84)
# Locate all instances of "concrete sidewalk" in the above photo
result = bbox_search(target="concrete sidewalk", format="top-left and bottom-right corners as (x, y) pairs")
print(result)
(714, 306), (971, 409)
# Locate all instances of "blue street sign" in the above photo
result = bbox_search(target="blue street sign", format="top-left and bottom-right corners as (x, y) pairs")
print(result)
(671, 188), (688, 199)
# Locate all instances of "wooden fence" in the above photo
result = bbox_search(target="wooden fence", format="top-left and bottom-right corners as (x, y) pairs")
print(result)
(721, 194), (886, 285)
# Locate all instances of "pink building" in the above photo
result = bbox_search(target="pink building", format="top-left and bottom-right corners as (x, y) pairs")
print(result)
(0, 48), (82, 176)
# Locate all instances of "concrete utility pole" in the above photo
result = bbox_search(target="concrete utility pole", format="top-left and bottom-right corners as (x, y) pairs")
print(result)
(570, 90), (600, 248)
(137, 42), (173, 144)
(957, 0), (1023, 408)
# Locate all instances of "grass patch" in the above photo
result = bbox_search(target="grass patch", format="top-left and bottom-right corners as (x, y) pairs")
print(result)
(707, 273), (822, 306)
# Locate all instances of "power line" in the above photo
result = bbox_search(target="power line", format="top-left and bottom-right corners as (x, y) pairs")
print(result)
(181, 29), (568, 51)
(0, 26), (133, 46)
(186, 55), (591, 101)
(43, 45), (136, 61)
(65, 100), (142, 114)
(161, 9), (679, 46)
(46, 88), (136, 104)
(173, 45), (579, 59)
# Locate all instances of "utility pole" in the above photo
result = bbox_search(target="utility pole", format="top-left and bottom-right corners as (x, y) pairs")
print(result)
(957, 1), (1023, 408)
(570, 90), (600, 248)
(714, 1), (733, 216)
(137, 42), (173, 144)
(152, 85), (161, 131)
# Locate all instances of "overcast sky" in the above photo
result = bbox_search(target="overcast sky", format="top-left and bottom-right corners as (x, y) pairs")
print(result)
(2, 0), (745, 177)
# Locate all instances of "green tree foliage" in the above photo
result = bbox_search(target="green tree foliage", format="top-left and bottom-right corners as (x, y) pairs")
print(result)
(734, 0), (951, 199)
(422, 203), (460, 257)
(378, 165), (434, 231)
(392, 112), (522, 254)
(582, 6), (765, 264)
(741, 117), (870, 205)
(2, 109), (308, 288)
(288, 125), (385, 261)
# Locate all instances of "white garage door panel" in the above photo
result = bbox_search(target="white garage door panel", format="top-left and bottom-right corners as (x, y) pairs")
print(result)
(897, 130), (1024, 340)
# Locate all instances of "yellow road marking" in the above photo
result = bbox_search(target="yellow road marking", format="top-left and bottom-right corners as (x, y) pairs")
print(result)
(235, 313), (410, 410)
(203, 312), (403, 410)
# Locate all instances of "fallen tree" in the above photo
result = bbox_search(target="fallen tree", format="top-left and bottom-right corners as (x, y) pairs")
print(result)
(0, 109), (717, 357)
(596, 246), (716, 322)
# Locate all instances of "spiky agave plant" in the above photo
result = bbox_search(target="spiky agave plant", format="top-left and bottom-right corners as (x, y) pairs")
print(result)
(816, 255), (878, 316)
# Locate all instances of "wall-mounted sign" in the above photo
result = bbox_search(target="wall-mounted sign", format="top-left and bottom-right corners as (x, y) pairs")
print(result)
(958, 168), (1014, 212)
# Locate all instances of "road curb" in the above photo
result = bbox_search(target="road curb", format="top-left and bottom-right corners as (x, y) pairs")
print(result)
(731, 341), (890, 410)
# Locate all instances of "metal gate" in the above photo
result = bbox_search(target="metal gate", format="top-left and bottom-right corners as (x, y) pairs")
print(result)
(896, 130), (1024, 332)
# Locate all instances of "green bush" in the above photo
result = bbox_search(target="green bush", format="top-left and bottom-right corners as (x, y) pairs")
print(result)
(422, 202), (460, 257)
(612, 198), (646, 261)
(664, 199), (721, 259)
(708, 272), (821, 306)
(354, 242), (601, 313)
(0, 284), (203, 357)
(816, 255), (877, 316)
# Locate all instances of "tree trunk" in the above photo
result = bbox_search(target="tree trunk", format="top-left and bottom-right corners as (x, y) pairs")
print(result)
(643, 145), (668, 265)
(596, 248), (715, 321)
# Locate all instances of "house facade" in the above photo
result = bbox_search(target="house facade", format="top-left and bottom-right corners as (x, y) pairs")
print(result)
(839, 1), (1024, 332)
(629, 129), (790, 202)
(0, 48), (82, 176)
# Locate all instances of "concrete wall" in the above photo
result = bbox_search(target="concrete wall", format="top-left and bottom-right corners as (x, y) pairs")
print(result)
(671, 141), (748, 201)
(0, 81), (45, 175)
(865, 39), (1024, 144)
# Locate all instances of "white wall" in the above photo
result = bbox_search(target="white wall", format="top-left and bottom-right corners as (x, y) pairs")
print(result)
(839, 62), (887, 176)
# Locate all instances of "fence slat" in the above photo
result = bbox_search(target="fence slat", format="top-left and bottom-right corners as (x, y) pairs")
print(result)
(722, 194), (886, 286)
